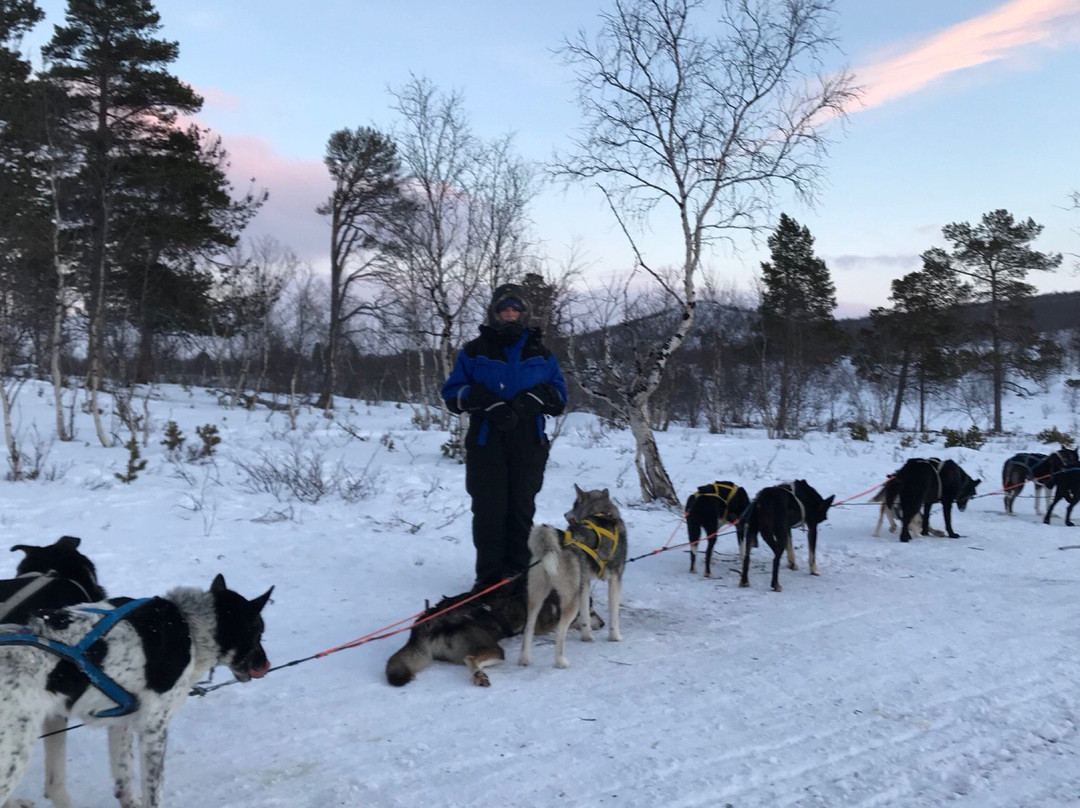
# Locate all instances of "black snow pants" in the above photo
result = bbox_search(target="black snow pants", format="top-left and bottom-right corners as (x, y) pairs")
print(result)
(464, 418), (550, 586)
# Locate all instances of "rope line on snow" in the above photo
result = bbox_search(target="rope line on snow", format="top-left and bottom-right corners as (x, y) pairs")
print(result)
(39, 465), (1071, 738)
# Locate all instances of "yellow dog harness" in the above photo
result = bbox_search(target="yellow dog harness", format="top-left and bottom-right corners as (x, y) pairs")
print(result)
(687, 481), (741, 516)
(562, 516), (621, 577)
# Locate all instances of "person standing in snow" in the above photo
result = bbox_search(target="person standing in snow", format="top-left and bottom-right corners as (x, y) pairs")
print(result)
(442, 283), (568, 589)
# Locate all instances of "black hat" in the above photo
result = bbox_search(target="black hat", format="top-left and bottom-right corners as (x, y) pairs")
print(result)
(488, 283), (531, 327)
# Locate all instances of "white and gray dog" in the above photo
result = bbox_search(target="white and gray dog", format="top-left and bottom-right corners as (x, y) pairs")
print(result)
(520, 485), (627, 669)
(0, 573), (272, 808)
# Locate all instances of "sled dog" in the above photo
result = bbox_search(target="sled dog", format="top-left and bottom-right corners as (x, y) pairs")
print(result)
(684, 481), (750, 578)
(890, 458), (979, 542)
(1044, 464), (1080, 526)
(520, 485), (627, 669)
(741, 480), (833, 592)
(1003, 449), (1078, 515)
(871, 477), (941, 538)
(385, 575), (565, 687)
(0, 536), (108, 808)
(1, 535), (107, 624)
(0, 574), (272, 808)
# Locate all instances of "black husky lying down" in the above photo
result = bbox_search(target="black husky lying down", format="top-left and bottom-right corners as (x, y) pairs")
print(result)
(0, 574), (272, 808)
(386, 576), (564, 687)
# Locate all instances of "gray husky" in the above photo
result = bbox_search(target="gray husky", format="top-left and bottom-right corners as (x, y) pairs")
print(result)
(519, 485), (627, 669)
(385, 576), (561, 687)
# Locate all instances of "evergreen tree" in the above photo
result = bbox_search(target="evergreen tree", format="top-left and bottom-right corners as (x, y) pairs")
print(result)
(113, 126), (264, 383)
(941, 210), (1062, 433)
(316, 125), (406, 410)
(758, 213), (839, 437)
(855, 249), (971, 431)
(0, 0), (47, 329)
(43, 0), (203, 443)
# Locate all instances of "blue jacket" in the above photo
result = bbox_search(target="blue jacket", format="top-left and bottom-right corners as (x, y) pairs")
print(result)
(442, 325), (567, 446)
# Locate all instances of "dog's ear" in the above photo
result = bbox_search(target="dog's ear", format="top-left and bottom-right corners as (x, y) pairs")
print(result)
(574, 483), (585, 498)
(57, 536), (82, 549)
(822, 495), (835, 511)
(249, 586), (274, 613)
(601, 488), (609, 498)
(972, 479), (981, 488)
(211, 573), (228, 593)
(10, 544), (34, 555)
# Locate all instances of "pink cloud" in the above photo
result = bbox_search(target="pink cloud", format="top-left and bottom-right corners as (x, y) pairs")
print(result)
(195, 132), (331, 266)
(855, 0), (1080, 110)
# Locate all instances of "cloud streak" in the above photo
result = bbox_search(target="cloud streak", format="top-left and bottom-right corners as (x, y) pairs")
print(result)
(855, 0), (1080, 110)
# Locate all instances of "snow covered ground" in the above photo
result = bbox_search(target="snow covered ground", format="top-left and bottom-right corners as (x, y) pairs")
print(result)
(3, 379), (1079, 807)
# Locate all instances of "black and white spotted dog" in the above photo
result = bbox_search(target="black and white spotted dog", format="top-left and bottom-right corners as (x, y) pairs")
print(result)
(0, 573), (272, 808)
(0, 536), (108, 808)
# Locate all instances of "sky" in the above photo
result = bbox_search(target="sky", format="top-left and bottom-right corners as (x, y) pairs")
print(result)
(3, 376), (1080, 806)
(20, 0), (1080, 316)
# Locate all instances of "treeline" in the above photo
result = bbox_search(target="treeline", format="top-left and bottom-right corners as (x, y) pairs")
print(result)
(2, 1), (1076, 471)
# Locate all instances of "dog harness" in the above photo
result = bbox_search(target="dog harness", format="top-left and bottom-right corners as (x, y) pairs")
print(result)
(778, 483), (807, 528)
(563, 515), (621, 577)
(0, 571), (99, 623)
(687, 482), (742, 520)
(0, 598), (150, 718)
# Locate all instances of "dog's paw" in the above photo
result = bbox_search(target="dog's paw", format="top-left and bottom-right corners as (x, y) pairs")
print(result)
(518, 654), (531, 667)
(555, 657), (570, 669)
(472, 671), (491, 687)
(608, 630), (622, 642)
(4, 799), (37, 808)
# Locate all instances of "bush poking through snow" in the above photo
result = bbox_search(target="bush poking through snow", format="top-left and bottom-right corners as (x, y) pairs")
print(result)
(115, 438), (148, 483)
(1036, 426), (1074, 447)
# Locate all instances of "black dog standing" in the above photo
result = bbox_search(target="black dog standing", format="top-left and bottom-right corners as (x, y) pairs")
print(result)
(890, 458), (980, 542)
(741, 480), (833, 592)
(442, 284), (568, 589)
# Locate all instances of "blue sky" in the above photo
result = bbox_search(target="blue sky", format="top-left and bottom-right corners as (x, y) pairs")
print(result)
(23, 0), (1080, 316)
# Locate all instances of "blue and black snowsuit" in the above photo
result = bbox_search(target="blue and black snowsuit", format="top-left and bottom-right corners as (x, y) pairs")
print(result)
(442, 322), (567, 587)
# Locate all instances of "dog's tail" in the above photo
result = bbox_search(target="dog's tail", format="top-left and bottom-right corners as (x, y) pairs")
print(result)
(528, 524), (562, 579)
(385, 632), (433, 687)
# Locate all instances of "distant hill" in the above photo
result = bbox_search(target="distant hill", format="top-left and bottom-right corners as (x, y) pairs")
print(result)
(836, 290), (1080, 336)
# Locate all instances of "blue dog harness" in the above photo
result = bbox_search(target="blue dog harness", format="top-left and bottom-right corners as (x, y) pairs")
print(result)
(0, 598), (150, 718)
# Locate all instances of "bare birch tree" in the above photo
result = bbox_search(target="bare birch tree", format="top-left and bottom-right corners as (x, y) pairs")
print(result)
(384, 77), (538, 431)
(555, 0), (857, 503)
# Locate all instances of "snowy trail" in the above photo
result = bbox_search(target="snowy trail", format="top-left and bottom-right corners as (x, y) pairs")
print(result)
(3, 386), (1080, 807)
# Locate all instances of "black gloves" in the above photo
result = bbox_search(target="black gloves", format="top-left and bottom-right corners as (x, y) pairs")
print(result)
(465, 383), (518, 430)
(511, 388), (545, 419)
(462, 382), (562, 430)
(464, 383), (499, 411)
(512, 384), (565, 418)
(482, 400), (519, 431)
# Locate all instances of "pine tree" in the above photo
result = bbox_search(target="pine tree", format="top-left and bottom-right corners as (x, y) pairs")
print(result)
(43, 0), (203, 443)
(941, 210), (1062, 433)
(855, 249), (971, 431)
(758, 214), (839, 437)
(316, 126), (406, 410)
